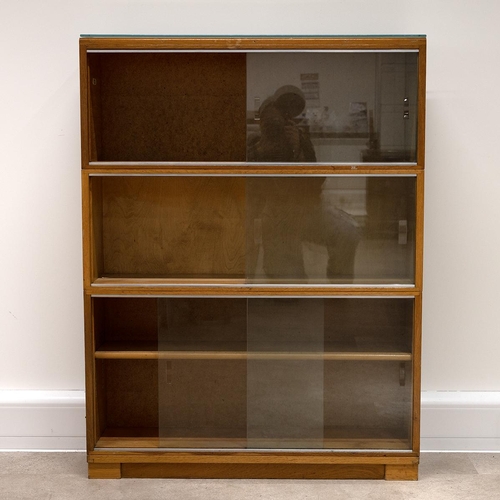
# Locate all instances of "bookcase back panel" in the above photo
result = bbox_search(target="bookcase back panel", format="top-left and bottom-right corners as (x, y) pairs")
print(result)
(89, 53), (247, 162)
(100, 176), (246, 277)
(101, 359), (159, 430)
(95, 297), (158, 345)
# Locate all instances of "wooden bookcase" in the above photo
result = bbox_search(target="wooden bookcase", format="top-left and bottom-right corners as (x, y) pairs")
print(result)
(80, 35), (426, 480)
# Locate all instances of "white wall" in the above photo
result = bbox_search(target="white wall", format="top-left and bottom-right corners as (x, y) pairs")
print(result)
(1, 0), (500, 448)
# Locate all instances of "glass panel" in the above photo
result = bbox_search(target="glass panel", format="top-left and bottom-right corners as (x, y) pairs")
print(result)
(158, 298), (247, 448)
(324, 298), (413, 353)
(246, 176), (416, 284)
(156, 297), (413, 450)
(87, 51), (418, 164)
(323, 298), (413, 450)
(324, 361), (412, 449)
(246, 52), (418, 163)
(94, 175), (415, 284)
(247, 299), (324, 448)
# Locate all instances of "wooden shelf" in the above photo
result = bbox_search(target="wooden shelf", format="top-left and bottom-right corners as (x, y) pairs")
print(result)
(96, 428), (410, 451)
(92, 277), (416, 288)
(96, 437), (410, 451)
(95, 341), (412, 362)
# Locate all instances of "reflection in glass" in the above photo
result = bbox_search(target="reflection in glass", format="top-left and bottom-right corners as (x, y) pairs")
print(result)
(246, 176), (415, 284)
(247, 86), (317, 163)
(247, 52), (418, 163)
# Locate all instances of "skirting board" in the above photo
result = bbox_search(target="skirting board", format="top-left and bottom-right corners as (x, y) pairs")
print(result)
(0, 391), (499, 452)
(0, 391), (86, 451)
(420, 391), (500, 452)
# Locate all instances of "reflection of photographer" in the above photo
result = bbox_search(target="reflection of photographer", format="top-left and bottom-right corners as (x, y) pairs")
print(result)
(247, 86), (360, 282)
(248, 86), (316, 163)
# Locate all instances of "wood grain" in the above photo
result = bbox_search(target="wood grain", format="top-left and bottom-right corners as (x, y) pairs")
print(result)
(120, 462), (385, 479)
(385, 463), (418, 481)
(95, 347), (412, 362)
(91, 52), (246, 162)
(95, 434), (409, 450)
(100, 176), (246, 278)
(80, 36), (426, 52)
(88, 462), (121, 479)
(89, 450), (418, 465)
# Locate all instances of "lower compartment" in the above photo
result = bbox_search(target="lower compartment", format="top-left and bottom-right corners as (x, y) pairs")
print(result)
(91, 296), (415, 453)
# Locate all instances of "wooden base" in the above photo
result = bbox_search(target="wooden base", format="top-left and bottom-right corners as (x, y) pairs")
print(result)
(88, 461), (418, 481)
(385, 464), (418, 481)
(88, 462), (122, 479)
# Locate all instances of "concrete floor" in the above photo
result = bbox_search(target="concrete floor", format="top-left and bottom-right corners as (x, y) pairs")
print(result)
(0, 452), (499, 499)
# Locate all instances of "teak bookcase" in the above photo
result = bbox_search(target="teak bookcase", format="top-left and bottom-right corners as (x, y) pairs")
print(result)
(80, 35), (426, 480)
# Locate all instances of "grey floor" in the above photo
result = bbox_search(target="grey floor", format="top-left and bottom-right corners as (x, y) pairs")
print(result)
(0, 452), (499, 499)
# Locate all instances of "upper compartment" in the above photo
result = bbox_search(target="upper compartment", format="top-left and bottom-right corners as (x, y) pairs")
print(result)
(82, 38), (424, 165)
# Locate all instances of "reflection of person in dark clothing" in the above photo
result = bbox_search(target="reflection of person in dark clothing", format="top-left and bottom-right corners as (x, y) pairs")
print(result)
(247, 86), (360, 282)
(247, 89), (316, 163)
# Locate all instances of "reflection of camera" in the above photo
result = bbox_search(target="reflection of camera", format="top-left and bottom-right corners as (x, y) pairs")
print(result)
(259, 86), (306, 141)
(259, 86), (305, 130)
(249, 85), (315, 163)
(260, 104), (288, 138)
(273, 85), (306, 119)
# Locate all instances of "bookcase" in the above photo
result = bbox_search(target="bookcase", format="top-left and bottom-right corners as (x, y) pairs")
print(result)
(80, 35), (426, 480)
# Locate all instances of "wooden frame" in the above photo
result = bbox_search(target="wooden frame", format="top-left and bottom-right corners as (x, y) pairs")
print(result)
(80, 35), (426, 480)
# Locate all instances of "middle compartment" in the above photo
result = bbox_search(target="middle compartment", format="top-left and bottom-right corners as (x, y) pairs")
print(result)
(89, 175), (416, 285)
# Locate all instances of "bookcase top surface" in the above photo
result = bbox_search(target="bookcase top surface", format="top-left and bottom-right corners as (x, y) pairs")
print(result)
(79, 35), (426, 52)
(80, 34), (426, 39)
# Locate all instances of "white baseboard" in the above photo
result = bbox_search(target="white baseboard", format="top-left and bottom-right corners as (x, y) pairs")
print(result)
(421, 391), (500, 452)
(1, 390), (499, 452)
(0, 391), (86, 451)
